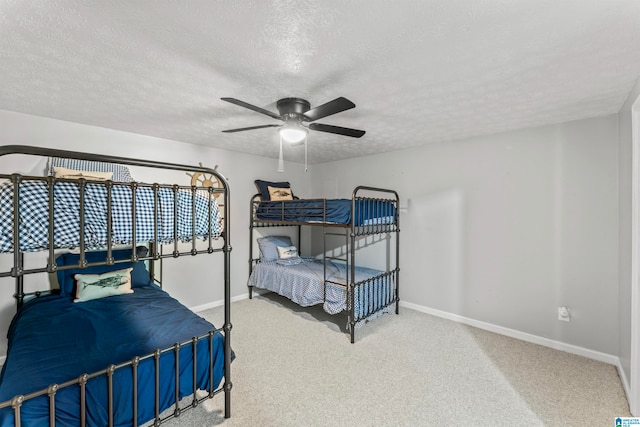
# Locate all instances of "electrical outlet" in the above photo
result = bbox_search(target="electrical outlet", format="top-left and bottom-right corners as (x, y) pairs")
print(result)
(558, 306), (571, 322)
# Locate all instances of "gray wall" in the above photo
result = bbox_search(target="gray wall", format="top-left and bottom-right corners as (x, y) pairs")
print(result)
(0, 109), (624, 358)
(618, 77), (640, 384)
(309, 115), (620, 354)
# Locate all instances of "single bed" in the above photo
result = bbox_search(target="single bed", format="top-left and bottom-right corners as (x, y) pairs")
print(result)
(0, 146), (232, 426)
(249, 257), (395, 319)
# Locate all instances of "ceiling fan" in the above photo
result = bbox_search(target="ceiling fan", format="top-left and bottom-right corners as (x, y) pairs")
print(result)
(220, 97), (366, 143)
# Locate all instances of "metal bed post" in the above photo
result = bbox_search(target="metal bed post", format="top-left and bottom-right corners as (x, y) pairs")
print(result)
(249, 196), (255, 299)
(395, 194), (401, 314)
(350, 197), (356, 344)
(223, 179), (232, 419)
(11, 174), (24, 310)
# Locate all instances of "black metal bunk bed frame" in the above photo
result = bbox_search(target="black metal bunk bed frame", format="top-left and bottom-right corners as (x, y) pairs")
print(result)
(248, 186), (400, 343)
(0, 145), (232, 425)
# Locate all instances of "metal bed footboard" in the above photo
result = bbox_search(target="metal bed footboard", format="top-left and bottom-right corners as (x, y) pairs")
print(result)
(0, 330), (224, 427)
(0, 145), (233, 423)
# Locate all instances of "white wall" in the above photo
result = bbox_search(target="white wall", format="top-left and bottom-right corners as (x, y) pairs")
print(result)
(310, 115), (620, 354)
(0, 109), (311, 356)
(618, 77), (640, 395)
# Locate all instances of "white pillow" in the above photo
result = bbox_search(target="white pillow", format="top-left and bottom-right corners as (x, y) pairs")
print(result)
(277, 245), (298, 259)
(74, 267), (133, 302)
(54, 166), (113, 181)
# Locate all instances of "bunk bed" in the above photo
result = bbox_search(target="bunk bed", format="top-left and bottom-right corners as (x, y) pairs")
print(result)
(0, 146), (232, 426)
(248, 181), (399, 343)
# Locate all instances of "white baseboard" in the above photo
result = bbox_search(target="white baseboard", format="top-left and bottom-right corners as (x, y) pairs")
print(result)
(400, 301), (620, 366)
(190, 293), (249, 313)
(617, 358), (632, 409)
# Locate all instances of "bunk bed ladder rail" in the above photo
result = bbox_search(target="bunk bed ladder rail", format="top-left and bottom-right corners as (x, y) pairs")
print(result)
(248, 193), (301, 300)
(349, 186), (401, 342)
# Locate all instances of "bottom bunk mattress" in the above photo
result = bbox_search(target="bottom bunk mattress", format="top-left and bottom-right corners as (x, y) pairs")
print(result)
(0, 284), (227, 427)
(248, 258), (396, 320)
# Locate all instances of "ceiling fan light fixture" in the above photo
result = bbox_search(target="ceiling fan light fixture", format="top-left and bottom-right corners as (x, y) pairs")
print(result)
(279, 122), (308, 143)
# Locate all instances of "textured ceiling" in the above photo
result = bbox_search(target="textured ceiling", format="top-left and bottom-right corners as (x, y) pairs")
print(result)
(0, 0), (639, 164)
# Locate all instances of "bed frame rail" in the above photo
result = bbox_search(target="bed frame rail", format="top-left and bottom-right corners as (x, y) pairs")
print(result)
(0, 329), (224, 427)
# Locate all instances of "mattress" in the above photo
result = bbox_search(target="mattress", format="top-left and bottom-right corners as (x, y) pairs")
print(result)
(0, 285), (227, 426)
(255, 198), (395, 225)
(0, 180), (221, 253)
(248, 258), (394, 319)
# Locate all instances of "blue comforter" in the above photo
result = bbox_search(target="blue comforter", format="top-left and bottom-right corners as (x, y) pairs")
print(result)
(256, 199), (395, 225)
(0, 285), (227, 427)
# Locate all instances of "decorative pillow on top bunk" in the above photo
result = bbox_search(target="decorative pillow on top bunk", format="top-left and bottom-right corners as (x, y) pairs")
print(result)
(49, 157), (133, 182)
(55, 247), (155, 299)
(254, 180), (294, 201)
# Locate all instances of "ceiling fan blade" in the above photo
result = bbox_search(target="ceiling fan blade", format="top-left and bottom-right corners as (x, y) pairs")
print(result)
(222, 124), (281, 133)
(309, 123), (365, 138)
(221, 97), (282, 120)
(302, 97), (355, 122)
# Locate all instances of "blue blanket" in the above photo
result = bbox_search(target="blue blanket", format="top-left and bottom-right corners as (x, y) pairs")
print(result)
(0, 285), (227, 426)
(256, 199), (395, 225)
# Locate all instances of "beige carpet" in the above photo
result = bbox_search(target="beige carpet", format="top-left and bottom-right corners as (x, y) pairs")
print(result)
(164, 293), (630, 427)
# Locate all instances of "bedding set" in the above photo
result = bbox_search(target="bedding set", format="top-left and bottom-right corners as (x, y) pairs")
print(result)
(0, 167), (220, 253)
(249, 235), (396, 327)
(253, 180), (395, 225)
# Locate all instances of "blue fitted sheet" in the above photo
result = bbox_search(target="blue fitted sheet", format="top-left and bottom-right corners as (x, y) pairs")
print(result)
(0, 285), (227, 427)
(255, 199), (395, 225)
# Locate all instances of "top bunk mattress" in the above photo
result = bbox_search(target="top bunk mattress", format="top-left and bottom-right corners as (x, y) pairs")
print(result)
(255, 198), (395, 226)
(0, 180), (221, 253)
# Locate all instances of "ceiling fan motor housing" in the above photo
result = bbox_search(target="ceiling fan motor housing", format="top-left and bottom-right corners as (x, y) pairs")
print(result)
(277, 98), (311, 119)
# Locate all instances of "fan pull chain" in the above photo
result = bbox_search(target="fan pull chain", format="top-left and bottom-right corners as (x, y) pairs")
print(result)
(304, 135), (308, 172)
(277, 135), (285, 173)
